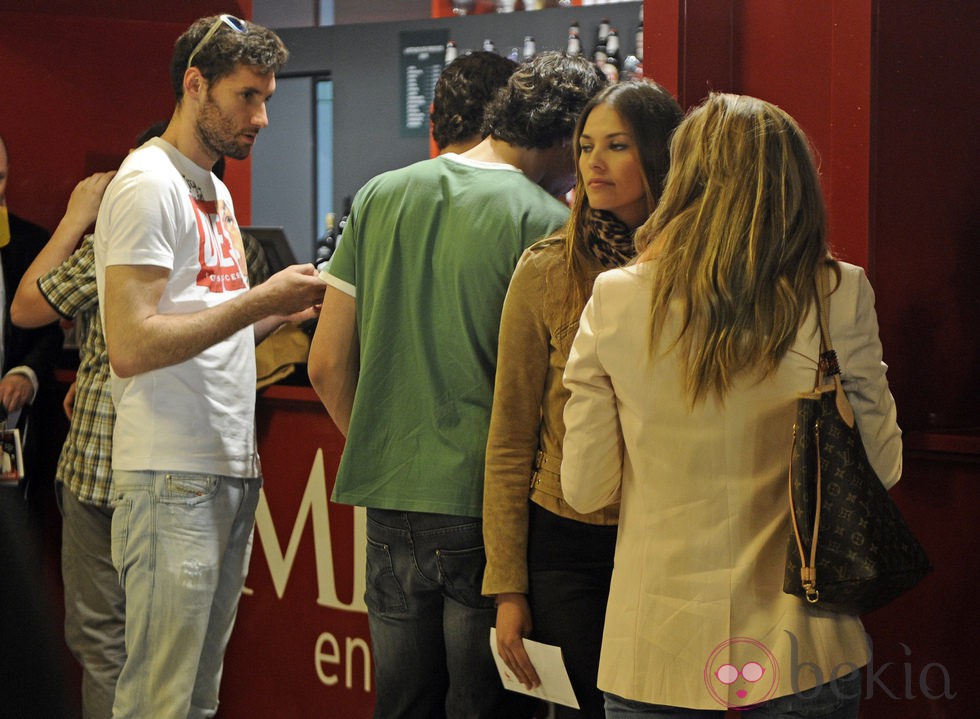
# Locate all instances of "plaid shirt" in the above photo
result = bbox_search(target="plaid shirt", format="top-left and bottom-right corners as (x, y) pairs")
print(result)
(39, 235), (114, 506)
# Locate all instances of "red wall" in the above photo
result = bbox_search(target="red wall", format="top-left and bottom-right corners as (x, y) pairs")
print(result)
(645, 0), (978, 435)
(736, 1), (875, 270)
(645, 1), (874, 267)
(644, 2), (977, 717)
(223, 387), (374, 716)
(871, 2), (980, 432)
(0, 1), (252, 235)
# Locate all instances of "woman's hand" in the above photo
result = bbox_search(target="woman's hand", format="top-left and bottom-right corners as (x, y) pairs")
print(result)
(494, 593), (541, 690)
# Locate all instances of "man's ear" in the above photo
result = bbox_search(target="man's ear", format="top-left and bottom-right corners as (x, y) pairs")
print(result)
(183, 67), (207, 100)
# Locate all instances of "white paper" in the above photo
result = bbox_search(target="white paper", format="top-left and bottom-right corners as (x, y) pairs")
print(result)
(489, 628), (580, 709)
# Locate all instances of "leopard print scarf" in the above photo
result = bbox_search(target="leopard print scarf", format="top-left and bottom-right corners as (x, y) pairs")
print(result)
(586, 209), (637, 269)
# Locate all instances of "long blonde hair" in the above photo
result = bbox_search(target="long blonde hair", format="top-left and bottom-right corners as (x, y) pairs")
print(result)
(636, 93), (835, 404)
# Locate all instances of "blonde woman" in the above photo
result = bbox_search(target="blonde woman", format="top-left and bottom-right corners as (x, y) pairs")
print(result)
(561, 93), (902, 718)
(483, 81), (683, 718)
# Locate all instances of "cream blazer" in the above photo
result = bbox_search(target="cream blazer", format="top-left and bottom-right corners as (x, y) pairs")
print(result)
(562, 261), (902, 710)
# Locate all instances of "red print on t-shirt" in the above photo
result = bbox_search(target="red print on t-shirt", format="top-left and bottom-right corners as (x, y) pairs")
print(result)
(192, 197), (249, 292)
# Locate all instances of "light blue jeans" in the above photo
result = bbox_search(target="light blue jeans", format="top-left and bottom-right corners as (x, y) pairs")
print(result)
(604, 669), (862, 719)
(365, 508), (539, 719)
(58, 483), (126, 719)
(109, 470), (261, 719)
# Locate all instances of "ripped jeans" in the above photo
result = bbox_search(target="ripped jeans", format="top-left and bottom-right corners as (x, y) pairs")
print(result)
(109, 470), (261, 719)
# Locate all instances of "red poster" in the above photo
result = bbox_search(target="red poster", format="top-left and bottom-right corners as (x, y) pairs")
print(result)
(220, 387), (374, 717)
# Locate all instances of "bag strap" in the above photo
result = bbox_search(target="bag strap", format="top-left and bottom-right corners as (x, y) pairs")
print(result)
(787, 263), (851, 604)
(814, 265), (854, 428)
(788, 420), (821, 603)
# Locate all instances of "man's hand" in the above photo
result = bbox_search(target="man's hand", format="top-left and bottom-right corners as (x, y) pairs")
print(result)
(252, 264), (327, 342)
(494, 593), (541, 690)
(0, 374), (34, 414)
(256, 264), (326, 315)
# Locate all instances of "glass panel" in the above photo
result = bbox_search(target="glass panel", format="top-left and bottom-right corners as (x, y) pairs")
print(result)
(315, 78), (334, 264)
(318, 0), (335, 25)
(249, 76), (314, 264)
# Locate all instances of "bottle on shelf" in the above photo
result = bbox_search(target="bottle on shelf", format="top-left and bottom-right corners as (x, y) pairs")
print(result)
(593, 17), (610, 59)
(605, 28), (621, 63)
(445, 40), (459, 64)
(566, 21), (582, 56)
(315, 195), (353, 275)
(450, 0), (477, 15)
(593, 41), (607, 71)
(337, 196), (352, 238)
(314, 212), (337, 273)
(482, 38), (497, 53)
(602, 27), (620, 82)
(622, 5), (644, 80)
(522, 35), (536, 60)
(635, 18), (644, 63)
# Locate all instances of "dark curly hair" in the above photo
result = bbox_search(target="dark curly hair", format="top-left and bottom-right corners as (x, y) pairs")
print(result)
(482, 51), (607, 150)
(431, 52), (516, 151)
(170, 16), (288, 102)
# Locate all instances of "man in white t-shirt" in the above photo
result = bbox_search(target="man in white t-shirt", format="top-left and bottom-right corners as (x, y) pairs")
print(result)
(93, 15), (325, 719)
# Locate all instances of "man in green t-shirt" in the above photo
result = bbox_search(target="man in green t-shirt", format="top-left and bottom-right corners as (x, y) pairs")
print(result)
(310, 51), (605, 718)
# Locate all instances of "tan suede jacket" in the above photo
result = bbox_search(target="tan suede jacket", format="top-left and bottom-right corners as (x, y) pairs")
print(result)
(482, 238), (619, 596)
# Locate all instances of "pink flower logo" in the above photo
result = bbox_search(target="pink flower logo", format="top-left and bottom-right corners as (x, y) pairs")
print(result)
(704, 637), (779, 709)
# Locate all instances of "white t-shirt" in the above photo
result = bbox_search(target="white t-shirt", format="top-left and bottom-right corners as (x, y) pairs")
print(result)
(94, 137), (259, 478)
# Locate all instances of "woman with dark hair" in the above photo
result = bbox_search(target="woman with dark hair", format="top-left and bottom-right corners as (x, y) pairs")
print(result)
(562, 93), (902, 718)
(482, 80), (683, 718)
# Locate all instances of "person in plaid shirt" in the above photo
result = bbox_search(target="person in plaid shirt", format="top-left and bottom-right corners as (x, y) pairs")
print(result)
(11, 167), (119, 718)
(11, 133), (270, 719)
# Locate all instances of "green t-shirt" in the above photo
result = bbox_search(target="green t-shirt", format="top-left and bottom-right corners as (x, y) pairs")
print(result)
(326, 154), (569, 516)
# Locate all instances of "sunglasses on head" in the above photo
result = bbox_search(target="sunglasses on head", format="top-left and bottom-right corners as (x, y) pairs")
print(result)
(186, 14), (247, 71)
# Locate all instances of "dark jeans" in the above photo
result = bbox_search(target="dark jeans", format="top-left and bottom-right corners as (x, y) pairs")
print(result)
(530, 567), (613, 719)
(365, 508), (537, 719)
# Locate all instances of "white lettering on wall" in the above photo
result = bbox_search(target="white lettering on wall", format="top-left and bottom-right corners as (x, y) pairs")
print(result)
(253, 448), (368, 613)
(314, 631), (372, 692)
